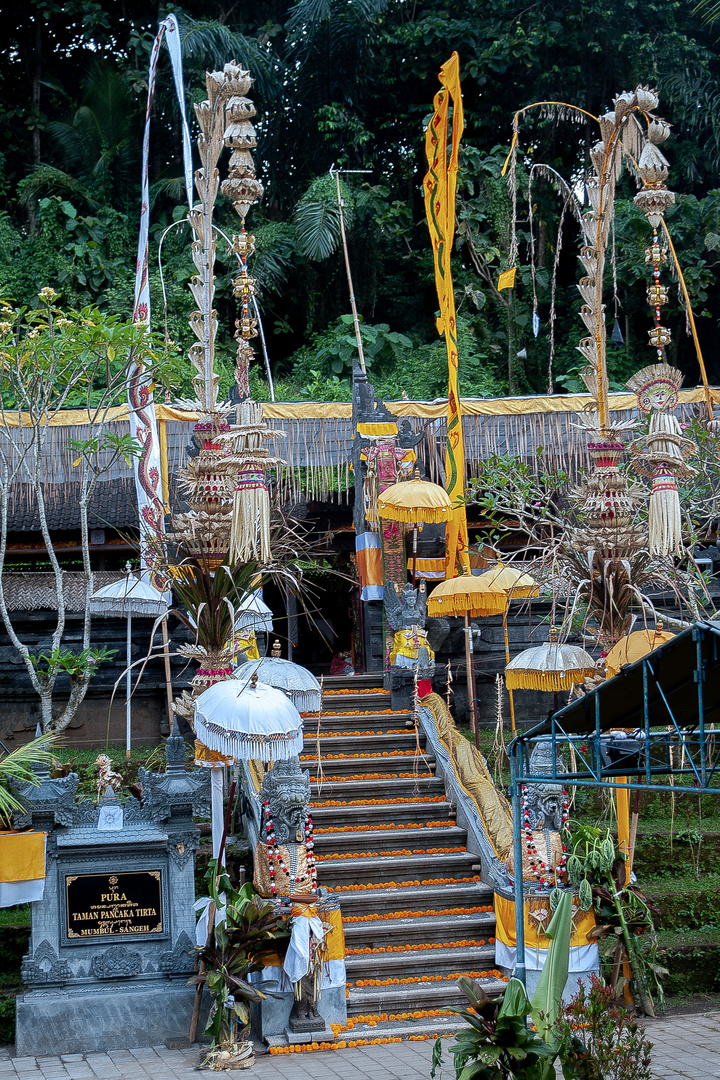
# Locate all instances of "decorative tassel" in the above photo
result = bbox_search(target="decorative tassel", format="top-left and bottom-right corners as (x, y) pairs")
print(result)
(505, 669), (596, 692)
(229, 469), (271, 562)
(648, 468), (682, 556)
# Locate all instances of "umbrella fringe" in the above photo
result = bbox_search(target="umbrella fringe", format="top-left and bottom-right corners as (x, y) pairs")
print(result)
(195, 719), (303, 762)
(427, 596), (507, 617)
(505, 670), (595, 691)
(377, 505), (451, 524)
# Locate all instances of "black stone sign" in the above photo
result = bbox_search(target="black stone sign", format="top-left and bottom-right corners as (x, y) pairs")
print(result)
(65, 871), (164, 940)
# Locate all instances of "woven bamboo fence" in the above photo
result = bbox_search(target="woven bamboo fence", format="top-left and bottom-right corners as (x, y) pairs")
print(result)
(0, 572), (125, 611)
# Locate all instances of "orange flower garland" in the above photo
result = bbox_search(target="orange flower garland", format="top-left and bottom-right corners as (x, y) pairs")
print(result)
(343, 905), (492, 922)
(323, 688), (389, 695)
(311, 771), (433, 782)
(300, 750), (423, 760)
(346, 939), (489, 955)
(316, 846), (466, 861)
(314, 820), (450, 834)
(311, 795), (447, 807)
(326, 876), (482, 891)
(351, 970), (506, 986)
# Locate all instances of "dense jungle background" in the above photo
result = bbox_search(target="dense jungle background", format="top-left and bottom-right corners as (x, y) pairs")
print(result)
(4, 0), (720, 402)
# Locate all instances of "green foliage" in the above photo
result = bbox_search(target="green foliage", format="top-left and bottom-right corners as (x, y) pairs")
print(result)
(28, 645), (116, 688)
(0, 732), (60, 824)
(196, 861), (290, 1045)
(554, 975), (653, 1080)
(448, 976), (555, 1080)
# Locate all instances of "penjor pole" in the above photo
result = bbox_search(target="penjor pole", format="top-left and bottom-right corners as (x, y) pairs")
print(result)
(423, 53), (471, 580)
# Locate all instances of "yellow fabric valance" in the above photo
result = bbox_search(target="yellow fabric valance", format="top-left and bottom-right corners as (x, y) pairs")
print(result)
(0, 830), (46, 881)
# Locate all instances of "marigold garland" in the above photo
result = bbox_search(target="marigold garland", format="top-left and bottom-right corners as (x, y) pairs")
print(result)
(314, 820), (450, 834)
(351, 970), (505, 986)
(312, 729), (412, 738)
(332, 1009), (456, 1032)
(347, 939), (489, 955)
(311, 771), (433, 782)
(300, 750), (422, 760)
(316, 846), (467, 862)
(343, 905), (492, 922)
(326, 875), (482, 891)
(323, 688), (389, 695)
(311, 796), (447, 807)
(302, 708), (398, 717)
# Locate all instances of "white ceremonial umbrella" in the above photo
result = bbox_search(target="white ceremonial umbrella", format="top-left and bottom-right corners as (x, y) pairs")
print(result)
(235, 589), (274, 634)
(194, 674), (304, 763)
(234, 656), (322, 713)
(90, 565), (168, 757)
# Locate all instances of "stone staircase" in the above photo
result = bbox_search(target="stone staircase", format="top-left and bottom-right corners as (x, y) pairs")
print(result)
(305, 674), (504, 1042)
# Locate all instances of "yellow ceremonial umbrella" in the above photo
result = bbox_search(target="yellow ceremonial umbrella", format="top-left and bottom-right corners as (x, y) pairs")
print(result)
(378, 472), (454, 585)
(477, 563), (539, 600)
(477, 562), (540, 734)
(604, 624), (675, 677)
(427, 573), (507, 746)
(505, 628), (596, 693)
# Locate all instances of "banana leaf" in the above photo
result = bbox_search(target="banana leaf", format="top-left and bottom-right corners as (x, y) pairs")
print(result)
(530, 889), (573, 1048)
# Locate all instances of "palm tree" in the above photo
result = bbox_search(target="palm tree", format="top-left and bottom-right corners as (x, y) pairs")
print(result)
(0, 732), (59, 825)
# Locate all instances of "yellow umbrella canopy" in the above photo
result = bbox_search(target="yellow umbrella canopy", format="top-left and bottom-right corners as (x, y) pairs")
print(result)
(377, 475), (454, 525)
(605, 625), (675, 677)
(477, 563), (540, 600)
(427, 573), (507, 617)
(505, 629), (596, 691)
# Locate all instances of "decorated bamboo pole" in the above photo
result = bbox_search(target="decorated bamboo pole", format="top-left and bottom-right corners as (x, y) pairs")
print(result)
(423, 52), (471, 579)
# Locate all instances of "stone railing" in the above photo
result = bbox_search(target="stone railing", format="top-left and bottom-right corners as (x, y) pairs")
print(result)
(417, 692), (513, 887)
(0, 572), (125, 611)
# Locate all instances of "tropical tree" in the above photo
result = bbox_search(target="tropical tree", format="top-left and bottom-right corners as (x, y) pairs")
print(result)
(0, 291), (180, 733)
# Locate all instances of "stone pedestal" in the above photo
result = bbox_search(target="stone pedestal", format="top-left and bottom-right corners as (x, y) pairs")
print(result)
(13, 724), (210, 1056)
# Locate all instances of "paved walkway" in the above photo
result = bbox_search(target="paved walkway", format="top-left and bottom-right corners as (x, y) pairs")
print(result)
(2, 1011), (719, 1080)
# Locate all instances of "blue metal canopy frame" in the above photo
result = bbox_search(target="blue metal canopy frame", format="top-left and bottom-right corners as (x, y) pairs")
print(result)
(507, 620), (720, 986)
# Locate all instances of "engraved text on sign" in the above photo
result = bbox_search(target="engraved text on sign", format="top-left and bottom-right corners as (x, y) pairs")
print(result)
(65, 871), (163, 939)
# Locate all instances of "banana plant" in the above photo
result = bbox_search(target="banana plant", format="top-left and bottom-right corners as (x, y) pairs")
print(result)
(530, 890), (574, 1080)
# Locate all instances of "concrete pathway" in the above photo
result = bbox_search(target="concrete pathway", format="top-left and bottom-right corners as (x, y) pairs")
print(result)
(2, 1011), (719, 1080)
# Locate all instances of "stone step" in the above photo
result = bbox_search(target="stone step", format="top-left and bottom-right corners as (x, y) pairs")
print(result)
(301, 731), (425, 756)
(310, 801), (455, 828)
(330, 882), (493, 917)
(303, 711), (414, 734)
(345, 944), (496, 981)
(321, 674), (385, 691)
(313, 825), (467, 856)
(320, 691), (392, 712)
(344, 911), (496, 949)
(346, 979), (505, 1015)
(310, 775), (445, 801)
(316, 851), (479, 888)
(306, 754), (436, 779)
(264, 1016), (469, 1050)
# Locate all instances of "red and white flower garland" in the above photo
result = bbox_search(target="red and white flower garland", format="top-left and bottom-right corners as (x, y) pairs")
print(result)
(521, 785), (569, 887)
(262, 801), (318, 897)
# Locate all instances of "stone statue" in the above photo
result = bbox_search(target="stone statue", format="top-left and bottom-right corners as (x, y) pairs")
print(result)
(252, 756), (325, 1033)
(506, 740), (568, 887)
(385, 582), (435, 678)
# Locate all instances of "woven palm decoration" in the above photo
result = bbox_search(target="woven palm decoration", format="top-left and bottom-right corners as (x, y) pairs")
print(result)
(626, 365), (696, 556)
(505, 628), (596, 692)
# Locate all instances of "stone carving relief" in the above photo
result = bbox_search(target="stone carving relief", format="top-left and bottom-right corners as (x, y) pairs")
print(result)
(90, 945), (142, 980)
(21, 939), (71, 987)
(158, 931), (196, 974)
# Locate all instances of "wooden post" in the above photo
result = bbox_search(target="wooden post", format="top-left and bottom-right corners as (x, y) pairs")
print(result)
(464, 613), (479, 748)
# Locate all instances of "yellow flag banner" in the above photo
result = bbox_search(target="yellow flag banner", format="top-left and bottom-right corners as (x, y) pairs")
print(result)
(497, 267), (517, 291)
(423, 51), (470, 578)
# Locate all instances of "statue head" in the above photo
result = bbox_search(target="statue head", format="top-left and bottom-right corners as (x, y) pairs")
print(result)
(260, 756), (311, 844)
(626, 363), (682, 413)
(524, 740), (566, 832)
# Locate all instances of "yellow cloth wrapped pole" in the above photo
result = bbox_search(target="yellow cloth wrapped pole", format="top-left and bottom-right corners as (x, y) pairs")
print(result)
(423, 52), (470, 578)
